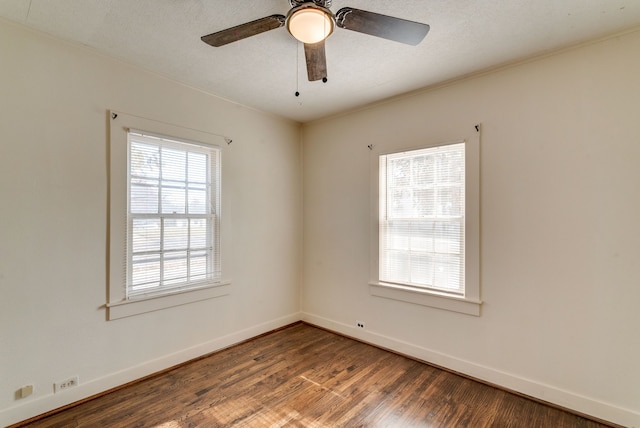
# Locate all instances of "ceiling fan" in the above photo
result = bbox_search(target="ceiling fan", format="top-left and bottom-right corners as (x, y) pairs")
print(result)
(201, 0), (430, 82)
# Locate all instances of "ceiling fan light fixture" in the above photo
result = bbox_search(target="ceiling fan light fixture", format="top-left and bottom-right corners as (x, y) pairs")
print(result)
(287, 6), (334, 44)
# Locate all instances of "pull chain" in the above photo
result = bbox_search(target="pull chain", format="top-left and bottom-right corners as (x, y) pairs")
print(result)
(295, 43), (300, 98)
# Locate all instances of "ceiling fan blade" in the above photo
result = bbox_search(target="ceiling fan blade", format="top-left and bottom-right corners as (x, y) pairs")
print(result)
(304, 41), (328, 82)
(201, 15), (286, 47)
(336, 8), (429, 46)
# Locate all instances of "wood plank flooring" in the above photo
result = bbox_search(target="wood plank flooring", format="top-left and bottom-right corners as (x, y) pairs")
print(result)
(16, 323), (614, 427)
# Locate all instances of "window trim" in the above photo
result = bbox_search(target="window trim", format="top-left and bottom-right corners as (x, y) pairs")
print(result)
(108, 111), (231, 320)
(369, 127), (481, 316)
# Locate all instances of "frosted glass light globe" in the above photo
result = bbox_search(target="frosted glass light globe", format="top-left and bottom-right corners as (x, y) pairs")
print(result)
(288, 7), (334, 44)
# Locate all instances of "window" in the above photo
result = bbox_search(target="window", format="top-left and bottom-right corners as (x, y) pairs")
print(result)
(370, 130), (480, 316)
(108, 111), (230, 320)
(127, 131), (220, 298)
(379, 143), (465, 294)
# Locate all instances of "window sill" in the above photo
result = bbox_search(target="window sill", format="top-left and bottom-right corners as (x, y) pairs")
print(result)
(369, 281), (481, 316)
(107, 281), (232, 320)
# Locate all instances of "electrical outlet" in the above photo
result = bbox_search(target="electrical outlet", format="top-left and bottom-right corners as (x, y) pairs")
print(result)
(19, 385), (33, 399)
(54, 376), (79, 393)
(356, 320), (365, 329)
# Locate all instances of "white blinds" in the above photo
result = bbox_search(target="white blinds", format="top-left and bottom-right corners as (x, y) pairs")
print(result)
(127, 131), (221, 298)
(379, 142), (465, 294)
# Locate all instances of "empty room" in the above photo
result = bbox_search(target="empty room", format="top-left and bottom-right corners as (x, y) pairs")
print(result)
(1, 1), (639, 427)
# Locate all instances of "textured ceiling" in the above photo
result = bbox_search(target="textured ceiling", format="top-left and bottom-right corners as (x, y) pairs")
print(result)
(2, 0), (640, 123)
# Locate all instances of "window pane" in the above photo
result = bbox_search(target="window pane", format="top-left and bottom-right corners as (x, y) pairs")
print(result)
(410, 221), (433, 252)
(163, 219), (188, 251)
(188, 152), (207, 184)
(188, 188), (207, 214)
(131, 254), (160, 289)
(434, 221), (462, 254)
(130, 184), (159, 214)
(438, 150), (464, 183)
(389, 158), (410, 187)
(130, 142), (159, 179)
(390, 188), (412, 218)
(132, 219), (160, 253)
(382, 250), (410, 283)
(433, 255), (463, 291)
(190, 219), (208, 249)
(163, 252), (187, 285)
(437, 186), (463, 217)
(413, 155), (434, 186)
(409, 253), (433, 286)
(161, 186), (186, 214)
(162, 148), (186, 182)
(190, 250), (209, 281)
(383, 221), (409, 251)
(413, 189), (434, 217)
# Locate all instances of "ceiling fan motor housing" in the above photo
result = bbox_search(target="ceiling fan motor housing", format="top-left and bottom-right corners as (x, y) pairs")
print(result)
(289, 0), (332, 8)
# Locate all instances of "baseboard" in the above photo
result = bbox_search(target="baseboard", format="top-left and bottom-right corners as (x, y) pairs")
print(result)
(301, 312), (639, 428)
(1, 312), (301, 427)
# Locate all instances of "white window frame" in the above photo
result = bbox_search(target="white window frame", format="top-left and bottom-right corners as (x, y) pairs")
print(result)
(369, 127), (481, 316)
(108, 111), (231, 320)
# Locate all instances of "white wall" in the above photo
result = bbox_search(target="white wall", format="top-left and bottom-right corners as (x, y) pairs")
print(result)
(301, 30), (640, 427)
(0, 20), (301, 426)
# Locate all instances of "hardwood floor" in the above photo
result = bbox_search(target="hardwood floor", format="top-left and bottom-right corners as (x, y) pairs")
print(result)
(16, 323), (614, 427)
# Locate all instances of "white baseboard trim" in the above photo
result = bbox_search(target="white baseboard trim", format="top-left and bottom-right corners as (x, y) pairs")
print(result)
(1, 312), (301, 427)
(301, 311), (639, 428)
